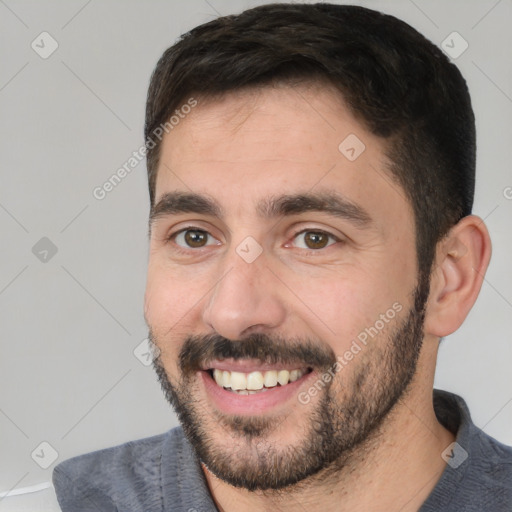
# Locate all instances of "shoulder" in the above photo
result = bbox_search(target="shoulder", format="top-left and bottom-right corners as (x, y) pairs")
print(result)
(469, 427), (512, 498)
(425, 390), (512, 511)
(52, 427), (184, 512)
(439, 390), (512, 486)
(446, 428), (512, 511)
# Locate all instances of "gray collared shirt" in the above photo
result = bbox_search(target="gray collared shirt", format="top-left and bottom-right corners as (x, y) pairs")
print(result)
(53, 390), (512, 511)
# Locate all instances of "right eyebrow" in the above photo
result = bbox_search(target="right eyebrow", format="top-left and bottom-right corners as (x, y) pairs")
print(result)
(148, 191), (222, 235)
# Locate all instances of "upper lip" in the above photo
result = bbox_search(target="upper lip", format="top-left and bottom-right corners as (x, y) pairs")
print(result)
(202, 359), (311, 373)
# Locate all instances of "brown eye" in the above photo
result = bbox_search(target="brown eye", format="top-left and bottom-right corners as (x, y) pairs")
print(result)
(304, 232), (329, 249)
(185, 230), (208, 247)
(174, 229), (214, 248)
(293, 230), (337, 250)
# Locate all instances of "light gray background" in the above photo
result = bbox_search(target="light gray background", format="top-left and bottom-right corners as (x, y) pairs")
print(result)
(1, 0), (511, 494)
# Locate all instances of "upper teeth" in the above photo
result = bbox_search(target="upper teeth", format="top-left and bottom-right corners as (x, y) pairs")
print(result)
(212, 369), (306, 390)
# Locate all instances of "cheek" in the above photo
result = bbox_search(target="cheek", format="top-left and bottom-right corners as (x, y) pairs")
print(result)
(144, 260), (212, 369)
(144, 271), (188, 376)
(144, 270), (171, 329)
(290, 270), (404, 356)
(288, 275), (367, 349)
(145, 260), (197, 327)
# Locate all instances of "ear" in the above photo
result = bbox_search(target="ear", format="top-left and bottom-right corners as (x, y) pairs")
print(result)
(424, 215), (492, 338)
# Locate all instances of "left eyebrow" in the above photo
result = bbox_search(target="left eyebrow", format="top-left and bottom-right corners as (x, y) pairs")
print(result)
(149, 190), (373, 232)
(257, 192), (373, 228)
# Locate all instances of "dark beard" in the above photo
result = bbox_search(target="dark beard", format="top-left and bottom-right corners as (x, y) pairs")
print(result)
(151, 275), (429, 492)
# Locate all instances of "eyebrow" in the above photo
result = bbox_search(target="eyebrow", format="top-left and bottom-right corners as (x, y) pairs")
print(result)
(149, 190), (372, 230)
(258, 192), (372, 227)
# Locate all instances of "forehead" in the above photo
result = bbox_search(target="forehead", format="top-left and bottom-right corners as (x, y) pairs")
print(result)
(154, 83), (411, 231)
(159, 83), (370, 173)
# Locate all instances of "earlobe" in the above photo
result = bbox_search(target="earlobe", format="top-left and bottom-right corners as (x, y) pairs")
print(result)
(424, 215), (492, 338)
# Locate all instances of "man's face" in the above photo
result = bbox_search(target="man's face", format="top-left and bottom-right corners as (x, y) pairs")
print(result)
(144, 83), (426, 490)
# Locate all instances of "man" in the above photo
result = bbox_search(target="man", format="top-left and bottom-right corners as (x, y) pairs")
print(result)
(53, 3), (512, 511)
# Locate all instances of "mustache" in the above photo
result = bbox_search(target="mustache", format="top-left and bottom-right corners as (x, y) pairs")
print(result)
(176, 332), (337, 375)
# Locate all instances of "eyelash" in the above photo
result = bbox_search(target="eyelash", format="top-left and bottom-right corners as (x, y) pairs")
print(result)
(166, 227), (340, 253)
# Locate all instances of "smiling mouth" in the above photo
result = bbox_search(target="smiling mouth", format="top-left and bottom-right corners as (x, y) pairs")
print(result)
(207, 367), (313, 395)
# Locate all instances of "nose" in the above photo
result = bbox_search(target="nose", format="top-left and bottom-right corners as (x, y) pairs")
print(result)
(202, 249), (287, 341)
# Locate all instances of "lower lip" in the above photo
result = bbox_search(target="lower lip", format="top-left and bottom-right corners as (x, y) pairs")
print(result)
(200, 370), (315, 415)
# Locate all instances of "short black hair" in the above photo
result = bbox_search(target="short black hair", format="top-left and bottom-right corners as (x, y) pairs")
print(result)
(145, 2), (476, 282)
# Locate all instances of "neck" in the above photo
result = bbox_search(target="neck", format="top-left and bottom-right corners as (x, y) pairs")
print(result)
(202, 350), (455, 512)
